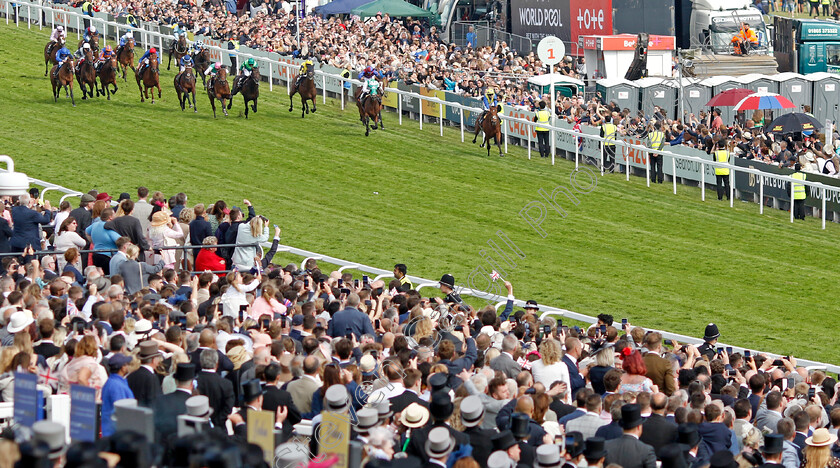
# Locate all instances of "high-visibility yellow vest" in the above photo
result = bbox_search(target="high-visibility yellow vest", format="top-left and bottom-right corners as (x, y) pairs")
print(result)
(714, 150), (730, 176)
(535, 110), (550, 132)
(602, 123), (616, 146)
(82, 1), (92, 15)
(649, 131), (665, 150)
(821, 0), (830, 5)
(792, 172), (807, 199)
(399, 276), (413, 289)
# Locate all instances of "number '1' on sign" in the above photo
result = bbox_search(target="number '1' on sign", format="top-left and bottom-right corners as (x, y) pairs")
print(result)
(537, 36), (565, 66)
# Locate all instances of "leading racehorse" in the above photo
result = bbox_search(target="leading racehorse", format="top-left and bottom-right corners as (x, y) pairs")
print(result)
(472, 105), (504, 157)
(206, 66), (231, 118)
(116, 38), (135, 81)
(229, 67), (260, 119)
(358, 93), (384, 137)
(75, 47), (97, 100)
(289, 63), (317, 118)
(50, 58), (76, 107)
(96, 56), (119, 100)
(43, 38), (63, 76)
(167, 35), (188, 70)
(174, 64), (197, 112)
(135, 51), (161, 103)
(78, 35), (99, 56)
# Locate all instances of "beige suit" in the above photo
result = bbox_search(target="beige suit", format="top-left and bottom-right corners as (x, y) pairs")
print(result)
(286, 375), (320, 414)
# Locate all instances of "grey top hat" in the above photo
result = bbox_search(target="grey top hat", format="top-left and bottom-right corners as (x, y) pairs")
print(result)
(325, 384), (349, 412)
(375, 399), (392, 421)
(32, 421), (67, 460)
(487, 450), (514, 468)
(185, 395), (213, 418)
(425, 427), (456, 460)
(356, 407), (380, 432)
(460, 395), (484, 427)
(535, 443), (563, 468)
(275, 442), (310, 465)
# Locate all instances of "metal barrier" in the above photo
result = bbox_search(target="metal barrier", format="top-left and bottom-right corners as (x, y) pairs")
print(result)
(1, 157), (837, 371)
(450, 20), (534, 55)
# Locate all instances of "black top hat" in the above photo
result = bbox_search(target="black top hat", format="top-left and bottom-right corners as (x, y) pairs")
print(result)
(584, 437), (607, 461)
(710, 450), (739, 468)
(659, 443), (689, 468)
(524, 300), (539, 310)
(174, 363), (196, 382)
(241, 379), (265, 403)
(429, 391), (453, 421)
(429, 373), (449, 392)
(761, 434), (784, 455)
(566, 431), (585, 458)
(677, 424), (701, 448)
(491, 430), (518, 451)
(511, 413), (530, 439)
(704, 323), (720, 341)
(619, 404), (645, 429)
(439, 274), (455, 289)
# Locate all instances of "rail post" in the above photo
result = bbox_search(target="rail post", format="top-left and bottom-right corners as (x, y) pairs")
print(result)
(503, 118), (508, 154)
(527, 122), (531, 160)
(790, 177), (795, 222)
(459, 108), (464, 142)
(398, 93), (402, 125)
(322, 72), (326, 104)
(439, 102), (443, 136)
(600, 143), (604, 176)
(822, 188), (827, 229)
(672, 156), (677, 194)
(574, 132), (578, 170)
(625, 145), (630, 181)
(419, 98), (423, 130)
(268, 65), (273, 92)
(759, 176), (764, 214)
(646, 151), (650, 187)
(729, 171), (734, 208)
(700, 162), (704, 200)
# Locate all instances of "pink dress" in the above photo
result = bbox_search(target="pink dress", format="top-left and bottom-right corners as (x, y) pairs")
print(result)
(250, 295), (286, 320)
(58, 355), (106, 402)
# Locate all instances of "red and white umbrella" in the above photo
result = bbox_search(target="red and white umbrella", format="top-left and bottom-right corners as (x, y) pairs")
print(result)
(733, 92), (795, 111)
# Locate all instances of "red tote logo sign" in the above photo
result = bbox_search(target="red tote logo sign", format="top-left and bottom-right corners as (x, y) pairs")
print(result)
(570, 0), (612, 46)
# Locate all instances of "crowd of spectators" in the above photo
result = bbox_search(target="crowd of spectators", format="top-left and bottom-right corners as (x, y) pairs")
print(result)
(0, 184), (838, 468)
(69, 0), (592, 105)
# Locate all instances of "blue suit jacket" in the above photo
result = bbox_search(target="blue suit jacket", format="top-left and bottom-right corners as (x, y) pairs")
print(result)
(10, 206), (52, 251)
(327, 307), (375, 339)
(563, 354), (586, 398)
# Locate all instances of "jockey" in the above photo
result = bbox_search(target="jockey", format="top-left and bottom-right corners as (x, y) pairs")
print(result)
(95, 45), (114, 71)
(233, 58), (257, 92)
(137, 47), (160, 74)
(295, 59), (314, 88)
(55, 45), (73, 72)
(76, 43), (93, 68)
(173, 22), (187, 40)
(179, 54), (194, 73)
(49, 25), (66, 45)
(204, 61), (223, 79)
(83, 25), (97, 43)
(476, 87), (500, 128)
(191, 39), (205, 55)
(118, 31), (134, 48)
(358, 66), (381, 102)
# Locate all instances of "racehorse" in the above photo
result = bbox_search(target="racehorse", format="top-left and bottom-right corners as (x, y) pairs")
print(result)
(135, 51), (161, 103)
(472, 105), (504, 157)
(78, 35), (99, 55)
(174, 65), (197, 113)
(206, 66), (231, 118)
(50, 58), (76, 107)
(358, 93), (384, 137)
(43, 38), (63, 77)
(96, 56), (119, 100)
(229, 67), (259, 119)
(167, 35), (188, 71)
(75, 47), (97, 100)
(192, 49), (211, 86)
(289, 63), (317, 118)
(116, 38), (135, 81)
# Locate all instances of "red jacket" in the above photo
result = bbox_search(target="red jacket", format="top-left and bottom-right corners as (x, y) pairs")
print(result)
(195, 249), (226, 277)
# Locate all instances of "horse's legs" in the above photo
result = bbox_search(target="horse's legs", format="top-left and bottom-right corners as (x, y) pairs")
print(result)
(364, 116), (370, 137)
(157, 83), (161, 99)
(378, 111), (384, 130)
(112, 81), (118, 95)
(497, 135), (504, 156)
(311, 96), (317, 113)
(304, 97), (310, 115)
(69, 83), (75, 107)
(191, 91), (197, 113)
(289, 89), (296, 112)
(209, 96), (217, 118)
(137, 79), (145, 102)
(244, 98), (249, 119)
(52, 82), (58, 102)
(300, 96), (306, 118)
(167, 52), (172, 71)
(222, 98), (228, 117)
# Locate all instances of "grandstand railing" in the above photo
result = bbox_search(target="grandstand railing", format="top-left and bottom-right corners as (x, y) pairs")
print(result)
(8, 0), (839, 228)
(4, 165), (838, 373)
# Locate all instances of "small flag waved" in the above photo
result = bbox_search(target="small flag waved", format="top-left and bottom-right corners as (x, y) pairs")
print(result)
(490, 270), (501, 282)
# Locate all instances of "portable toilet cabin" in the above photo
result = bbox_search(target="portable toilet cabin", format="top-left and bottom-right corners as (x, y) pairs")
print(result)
(806, 72), (840, 126)
(636, 77), (678, 119)
(595, 78), (639, 114)
(701, 76), (742, 127)
(679, 78), (712, 120)
(772, 72), (812, 115)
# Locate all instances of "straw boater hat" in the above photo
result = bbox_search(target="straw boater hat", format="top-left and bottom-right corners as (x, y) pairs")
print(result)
(806, 428), (838, 447)
(400, 403), (429, 428)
